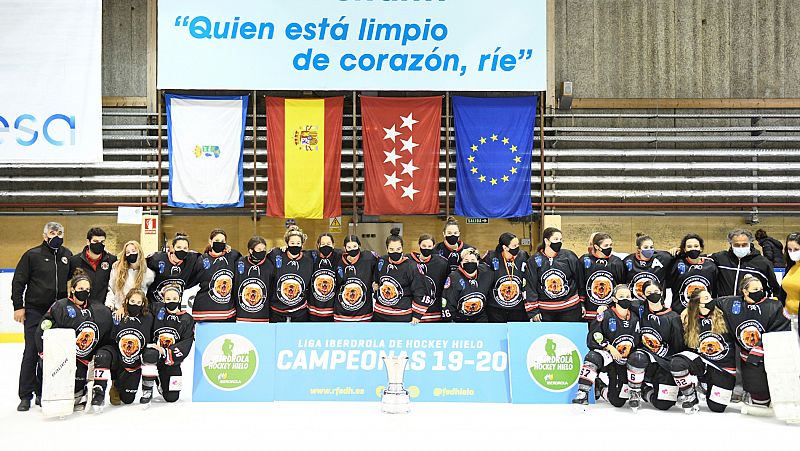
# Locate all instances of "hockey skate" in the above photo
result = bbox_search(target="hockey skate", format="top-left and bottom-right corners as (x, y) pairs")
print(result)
(738, 392), (774, 417)
(90, 386), (105, 413)
(572, 389), (590, 408)
(678, 389), (699, 414)
(73, 388), (87, 412)
(140, 381), (154, 409)
(594, 378), (607, 403)
(628, 389), (641, 413)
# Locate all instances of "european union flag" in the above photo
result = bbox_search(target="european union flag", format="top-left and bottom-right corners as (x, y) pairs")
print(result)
(453, 96), (536, 218)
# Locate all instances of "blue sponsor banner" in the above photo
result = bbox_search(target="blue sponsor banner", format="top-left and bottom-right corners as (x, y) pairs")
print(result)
(192, 323), (276, 402)
(507, 322), (590, 404)
(274, 323), (510, 402)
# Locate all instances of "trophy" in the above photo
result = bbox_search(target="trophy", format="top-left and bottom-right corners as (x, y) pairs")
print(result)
(381, 355), (410, 414)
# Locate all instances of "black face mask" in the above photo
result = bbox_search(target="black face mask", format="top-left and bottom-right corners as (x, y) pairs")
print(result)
(251, 250), (267, 262)
(173, 250), (188, 261)
(507, 247), (520, 256)
(47, 236), (63, 250)
(388, 252), (403, 262)
(165, 301), (181, 312)
(89, 242), (105, 255)
(125, 253), (138, 265)
(646, 292), (663, 304)
(702, 298), (717, 313)
(616, 298), (632, 310)
(598, 247), (613, 257)
(287, 245), (302, 256)
(347, 248), (360, 258)
(686, 249), (702, 260)
(747, 290), (766, 303)
(211, 242), (226, 253)
(420, 248), (434, 258)
(549, 241), (562, 253)
(319, 245), (333, 256)
(445, 235), (460, 246)
(73, 290), (90, 304)
(127, 304), (143, 317)
(462, 262), (478, 274)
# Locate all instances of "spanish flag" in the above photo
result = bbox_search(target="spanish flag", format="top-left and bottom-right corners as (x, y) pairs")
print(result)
(265, 97), (343, 219)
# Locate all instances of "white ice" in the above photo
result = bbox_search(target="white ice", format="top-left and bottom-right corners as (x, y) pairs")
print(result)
(0, 342), (795, 451)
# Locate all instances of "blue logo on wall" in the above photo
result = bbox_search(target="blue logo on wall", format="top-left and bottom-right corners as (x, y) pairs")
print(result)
(0, 113), (76, 146)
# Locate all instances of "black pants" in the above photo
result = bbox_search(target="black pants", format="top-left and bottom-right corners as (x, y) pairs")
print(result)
(741, 360), (771, 403)
(18, 308), (44, 400)
(539, 307), (583, 322)
(671, 353), (736, 413)
(487, 306), (529, 323)
(270, 308), (309, 322)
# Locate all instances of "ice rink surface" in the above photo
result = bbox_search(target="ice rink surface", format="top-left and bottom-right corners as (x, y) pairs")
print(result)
(0, 342), (796, 450)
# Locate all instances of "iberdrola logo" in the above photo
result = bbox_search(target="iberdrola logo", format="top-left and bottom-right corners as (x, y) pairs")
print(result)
(526, 334), (581, 392)
(202, 334), (258, 391)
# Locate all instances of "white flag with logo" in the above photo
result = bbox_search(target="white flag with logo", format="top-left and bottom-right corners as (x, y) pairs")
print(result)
(167, 95), (247, 208)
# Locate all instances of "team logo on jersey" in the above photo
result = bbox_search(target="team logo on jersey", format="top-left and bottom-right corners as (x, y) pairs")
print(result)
(202, 334), (259, 391)
(154, 327), (178, 349)
(640, 327), (665, 356)
(534, 254), (543, 268)
(736, 320), (763, 350)
(238, 261), (245, 275)
(459, 292), (485, 316)
(587, 271), (614, 304)
(100, 261), (109, 271)
(609, 317), (617, 332)
(377, 259), (385, 272)
(527, 334), (582, 392)
(277, 274), (305, 306)
(116, 328), (145, 365)
(378, 276), (404, 306)
(491, 257), (499, 271)
(611, 335), (635, 364)
(541, 268), (568, 298)
(275, 255), (283, 269)
(340, 278), (367, 312)
(443, 277), (451, 289)
(157, 307), (166, 321)
(312, 269), (337, 302)
(210, 269), (234, 304)
(583, 256), (591, 269)
(494, 275), (522, 307)
(625, 259), (633, 271)
(631, 273), (659, 300)
(698, 331), (728, 360)
(732, 300), (742, 315)
(66, 305), (76, 318)
(154, 279), (185, 303)
(680, 276), (710, 307)
(158, 260), (166, 274)
(75, 321), (99, 358)
(677, 261), (686, 275)
(459, 278), (466, 290)
(203, 258), (211, 270)
(238, 278), (268, 313)
(61, 256), (68, 265)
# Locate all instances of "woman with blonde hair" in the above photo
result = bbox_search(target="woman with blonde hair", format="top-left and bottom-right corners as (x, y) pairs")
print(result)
(267, 225), (314, 322)
(105, 240), (155, 315)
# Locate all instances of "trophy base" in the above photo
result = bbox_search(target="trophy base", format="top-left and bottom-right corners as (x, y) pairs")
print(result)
(381, 392), (410, 414)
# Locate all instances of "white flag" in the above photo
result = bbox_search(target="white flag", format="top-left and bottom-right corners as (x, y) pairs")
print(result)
(167, 95), (247, 208)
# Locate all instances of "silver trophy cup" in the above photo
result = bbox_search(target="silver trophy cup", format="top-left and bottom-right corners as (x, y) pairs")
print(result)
(381, 355), (410, 414)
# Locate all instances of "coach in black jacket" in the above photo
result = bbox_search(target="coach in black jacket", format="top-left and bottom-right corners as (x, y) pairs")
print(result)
(11, 222), (73, 411)
(67, 227), (117, 305)
(710, 229), (781, 300)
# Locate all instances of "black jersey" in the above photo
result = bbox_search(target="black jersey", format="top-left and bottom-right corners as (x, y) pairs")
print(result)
(623, 251), (673, 301)
(334, 251), (378, 322)
(434, 241), (474, 274)
(374, 256), (428, 320)
(268, 249), (314, 315)
(409, 252), (450, 322)
(151, 302), (195, 367)
(146, 251), (199, 303)
(719, 295), (791, 364)
(527, 249), (581, 313)
(188, 250), (242, 322)
(482, 250), (533, 313)
(112, 313), (154, 369)
(442, 267), (494, 323)
(37, 298), (113, 363)
(667, 256), (717, 314)
(684, 311), (737, 375)
(233, 255), (275, 322)
(588, 306), (640, 365)
(308, 249), (341, 320)
(579, 253), (627, 320)
(633, 302), (684, 362)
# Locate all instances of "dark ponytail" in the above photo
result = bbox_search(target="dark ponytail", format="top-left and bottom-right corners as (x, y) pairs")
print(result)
(495, 232), (517, 255)
(537, 227), (562, 252)
(386, 227), (403, 247)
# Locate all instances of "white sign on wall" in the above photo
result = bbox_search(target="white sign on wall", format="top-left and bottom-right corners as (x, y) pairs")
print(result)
(158, 0), (547, 91)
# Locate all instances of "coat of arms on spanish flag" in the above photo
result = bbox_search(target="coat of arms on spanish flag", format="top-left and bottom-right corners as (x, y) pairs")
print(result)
(265, 97), (343, 219)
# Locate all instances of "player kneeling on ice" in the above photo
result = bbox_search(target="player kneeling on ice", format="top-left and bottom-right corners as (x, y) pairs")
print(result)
(141, 285), (195, 403)
(625, 280), (685, 412)
(572, 285), (640, 406)
(37, 269), (113, 412)
(670, 289), (737, 414)
(719, 274), (791, 414)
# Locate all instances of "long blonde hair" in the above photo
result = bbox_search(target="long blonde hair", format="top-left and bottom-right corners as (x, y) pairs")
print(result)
(682, 288), (727, 349)
(114, 240), (145, 295)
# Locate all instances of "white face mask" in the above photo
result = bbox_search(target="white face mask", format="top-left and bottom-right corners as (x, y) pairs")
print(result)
(732, 246), (750, 259)
(789, 250), (800, 262)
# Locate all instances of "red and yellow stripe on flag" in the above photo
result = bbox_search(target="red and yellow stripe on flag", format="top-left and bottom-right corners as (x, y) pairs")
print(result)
(265, 97), (343, 219)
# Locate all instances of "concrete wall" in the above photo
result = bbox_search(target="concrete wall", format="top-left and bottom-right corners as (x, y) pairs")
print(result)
(102, 0), (148, 97)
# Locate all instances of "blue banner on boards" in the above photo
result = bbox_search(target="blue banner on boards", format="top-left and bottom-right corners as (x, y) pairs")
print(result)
(507, 322), (590, 404)
(192, 323), (276, 402)
(273, 323), (510, 402)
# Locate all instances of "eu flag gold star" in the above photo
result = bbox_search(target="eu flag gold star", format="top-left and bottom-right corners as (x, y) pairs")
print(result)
(491, 134), (498, 141)
(490, 178), (497, 185)
(471, 167), (478, 174)
(468, 155), (475, 163)
(510, 145), (518, 152)
(513, 156), (521, 163)
(502, 175), (509, 182)
(479, 137), (487, 144)
(510, 167), (518, 174)
(479, 175), (486, 182)
(471, 144), (478, 151)
(502, 137), (509, 145)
